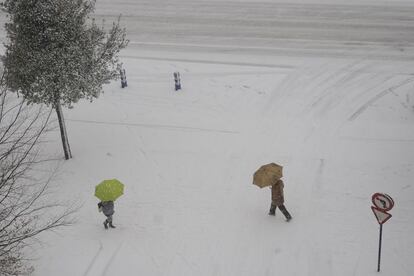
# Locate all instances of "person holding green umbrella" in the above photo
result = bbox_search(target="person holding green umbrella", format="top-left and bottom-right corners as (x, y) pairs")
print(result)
(95, 179), (124, 229)
(98, 201), (116, 229)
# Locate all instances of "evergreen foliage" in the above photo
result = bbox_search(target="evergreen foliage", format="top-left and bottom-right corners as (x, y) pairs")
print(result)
(1, 0), (128, 159)
(2, 0), (128, 109)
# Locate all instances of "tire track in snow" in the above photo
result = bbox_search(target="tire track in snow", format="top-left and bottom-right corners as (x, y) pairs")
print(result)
(339, 136), (414, 143)
(110, 93), (225, 115)
(83, 241), (124, 276)
(101, 242), (124, 276)
(83, 241), (103, 276)
(121, 54), (295, 70)
(312, 158), (325, 196)
(135, 131), (165, 184)
(263, 64), (315, 115)
(309, 66), (389, 118)
(67, 118), (239, 134)
(266, 60), (357, 118)
(348, 77), (414, 121)
(308, 60), (365, 109)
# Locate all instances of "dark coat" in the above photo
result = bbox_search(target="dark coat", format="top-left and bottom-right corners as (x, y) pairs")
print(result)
(99, 201), (115, 217)
(271, 179), (285, 206)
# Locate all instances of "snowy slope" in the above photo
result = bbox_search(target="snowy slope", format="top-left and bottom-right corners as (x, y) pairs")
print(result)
(18, 1), (414, 275)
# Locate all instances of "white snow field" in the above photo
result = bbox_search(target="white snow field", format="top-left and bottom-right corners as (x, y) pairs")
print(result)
(10, 0), (414, 275)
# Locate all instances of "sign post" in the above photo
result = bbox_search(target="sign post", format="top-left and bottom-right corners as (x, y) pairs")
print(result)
(371, 193), (394, 272)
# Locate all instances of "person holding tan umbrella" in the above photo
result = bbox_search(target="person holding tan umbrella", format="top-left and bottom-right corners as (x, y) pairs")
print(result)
(253, 163), (292, 221)
(268, 179), (292, 221)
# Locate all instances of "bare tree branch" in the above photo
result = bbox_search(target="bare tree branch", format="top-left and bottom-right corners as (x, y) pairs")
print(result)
(0, 82), (76, 275)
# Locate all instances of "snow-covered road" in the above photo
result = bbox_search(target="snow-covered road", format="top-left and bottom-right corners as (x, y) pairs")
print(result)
(13, 1), (414, 275)
(94, 0), (414, 60)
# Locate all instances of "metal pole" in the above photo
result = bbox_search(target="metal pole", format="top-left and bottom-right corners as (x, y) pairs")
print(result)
(377, 224), (383, 272)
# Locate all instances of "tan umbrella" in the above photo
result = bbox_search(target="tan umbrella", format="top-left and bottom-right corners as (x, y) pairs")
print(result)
(253, 163), (283, 188)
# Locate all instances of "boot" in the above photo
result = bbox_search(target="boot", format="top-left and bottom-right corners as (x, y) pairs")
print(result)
(279, 205), (292, 222)
(268, 204), (276, 216)
(109, 222), (116, 228)
(103, 220), (108, 229)
(284, 212), (292, 222)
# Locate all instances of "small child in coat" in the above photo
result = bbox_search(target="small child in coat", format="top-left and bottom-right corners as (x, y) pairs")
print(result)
(98, 201), (116, 229)
(268, 179), (292, 221)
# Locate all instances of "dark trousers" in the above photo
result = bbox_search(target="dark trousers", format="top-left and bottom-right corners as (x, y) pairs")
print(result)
(105, 215), (113, 224)
(270, 204), (292, 219)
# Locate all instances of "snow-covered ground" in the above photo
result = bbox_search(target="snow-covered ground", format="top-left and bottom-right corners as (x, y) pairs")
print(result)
(7, 0), (414, 275)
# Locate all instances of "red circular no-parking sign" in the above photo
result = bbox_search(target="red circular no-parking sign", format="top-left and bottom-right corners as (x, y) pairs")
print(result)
(372, 193), (394, 212)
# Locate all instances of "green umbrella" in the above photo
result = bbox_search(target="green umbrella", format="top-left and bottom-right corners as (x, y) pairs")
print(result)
(95, 179), (124, 201)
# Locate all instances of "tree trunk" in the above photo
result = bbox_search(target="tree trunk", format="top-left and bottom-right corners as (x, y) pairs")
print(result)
(55, 101), (72, 160)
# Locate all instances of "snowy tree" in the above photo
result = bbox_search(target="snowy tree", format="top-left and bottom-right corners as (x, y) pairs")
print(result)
(1, 0), (128, 159)
(0, 76), (75, 275)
